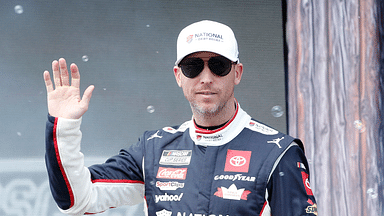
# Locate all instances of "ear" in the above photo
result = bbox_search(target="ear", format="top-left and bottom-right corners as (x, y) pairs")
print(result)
(234, 63), (243, 85)
(174, 66), (182, 87)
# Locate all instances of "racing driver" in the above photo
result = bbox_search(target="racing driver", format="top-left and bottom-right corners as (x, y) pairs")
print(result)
(43, 20), (317, 216)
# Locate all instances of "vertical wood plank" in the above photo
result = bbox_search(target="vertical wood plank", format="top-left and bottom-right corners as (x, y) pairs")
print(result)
(310, 0), (333, 214)
(378, 0), (384, 212)
(359, 0), (381, 214)
(328, 1), (361, 215)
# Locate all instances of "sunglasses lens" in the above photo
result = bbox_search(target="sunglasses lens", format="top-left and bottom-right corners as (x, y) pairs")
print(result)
(179, 58), (204, 78)
(208, 56), (232, 76)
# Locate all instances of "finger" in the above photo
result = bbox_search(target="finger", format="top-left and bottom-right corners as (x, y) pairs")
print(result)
(80, 85), (95, 109)
(70, 63), (80, 89)
(59, 58), (70, 86)
(52, 60), (61, 88)
(43, 71), (54, 93)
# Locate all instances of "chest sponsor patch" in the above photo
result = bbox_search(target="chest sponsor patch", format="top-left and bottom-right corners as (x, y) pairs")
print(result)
(224, 150), (252, 173)
(214, 184), (251, 200)
(155, 193), (183, 203)
(214, 173), (255, 182)
(156, 181), (185, 190)
(156, 167), (188, 180)
(159, 150), (192, 166)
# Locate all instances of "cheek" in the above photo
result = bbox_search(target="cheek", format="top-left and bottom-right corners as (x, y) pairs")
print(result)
(180, 80), (194, 97)
(221, 78), (236, 96)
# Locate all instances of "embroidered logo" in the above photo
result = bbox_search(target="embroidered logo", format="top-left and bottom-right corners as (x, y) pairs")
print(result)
(156, 167), (187, 180)
(305, 200), (318, 215)
(155, 193), (183, 203)
(195, 134), (223, 142)
(214, 184), (251, 200)
(147, 130), (163, 140)
(267, 137), (285, 148)
(297, 162), (307, 170)
(214, 174), (255, 182)
(186, 35), (193, 43)
(159, 150), (192, 166)
(156, 209), (172, 216)
(248, 120), (278, 135)
(224, 150), (252, 173)
(156, 181), (185, 190)
(301, 171), (314, 196)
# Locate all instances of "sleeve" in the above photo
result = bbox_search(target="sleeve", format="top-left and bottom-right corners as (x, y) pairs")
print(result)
(266, 144), (317, 216)
(45, 115), (145, 215)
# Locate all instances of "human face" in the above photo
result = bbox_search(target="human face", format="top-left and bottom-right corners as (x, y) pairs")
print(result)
(174, 52), (243, 119)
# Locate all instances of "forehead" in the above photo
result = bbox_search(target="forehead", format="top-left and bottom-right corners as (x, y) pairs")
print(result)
(186, 51), (220, 59)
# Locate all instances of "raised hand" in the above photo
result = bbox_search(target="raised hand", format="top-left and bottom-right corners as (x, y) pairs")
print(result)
(43, 58), (94, 119)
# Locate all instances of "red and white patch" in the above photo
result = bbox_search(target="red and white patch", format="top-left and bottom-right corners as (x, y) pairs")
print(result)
(156, 167), (187, 180)
(214, 184), (251, 200)
(196, 135), (202, 141)
(224, 150), (252, 173)
(301, 171), (313, 196)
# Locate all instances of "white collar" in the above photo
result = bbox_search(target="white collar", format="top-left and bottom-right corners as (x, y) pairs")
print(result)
(161, 102), (279, 146)
(189, 102), (251, 146)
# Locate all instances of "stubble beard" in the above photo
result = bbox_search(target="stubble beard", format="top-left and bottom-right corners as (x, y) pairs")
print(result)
(189, 100), (227, 119)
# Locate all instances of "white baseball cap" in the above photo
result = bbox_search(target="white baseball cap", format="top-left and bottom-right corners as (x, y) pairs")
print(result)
(175, 20), (239, 65)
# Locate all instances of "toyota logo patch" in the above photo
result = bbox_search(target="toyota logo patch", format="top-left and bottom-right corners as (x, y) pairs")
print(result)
(224, 150), (252, 173)
(229, 156), (247, 167)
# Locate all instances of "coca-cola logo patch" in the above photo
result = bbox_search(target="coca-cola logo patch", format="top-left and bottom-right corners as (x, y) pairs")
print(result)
(156, 167), (188, 180)
(224, 150), (252, 173)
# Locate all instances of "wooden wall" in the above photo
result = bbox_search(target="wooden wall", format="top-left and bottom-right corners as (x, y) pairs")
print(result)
(286, 0), (383, 215)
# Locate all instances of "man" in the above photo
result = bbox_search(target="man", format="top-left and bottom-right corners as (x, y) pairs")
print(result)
(44, 20), (317, 216)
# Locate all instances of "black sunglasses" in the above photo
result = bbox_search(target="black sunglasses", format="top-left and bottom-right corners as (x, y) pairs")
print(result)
(178, 56), (237, 78)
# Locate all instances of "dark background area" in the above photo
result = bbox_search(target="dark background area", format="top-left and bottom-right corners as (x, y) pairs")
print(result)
(0, 0), (286, 159)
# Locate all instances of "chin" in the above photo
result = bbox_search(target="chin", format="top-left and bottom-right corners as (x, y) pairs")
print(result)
(190, 102), (223, 116)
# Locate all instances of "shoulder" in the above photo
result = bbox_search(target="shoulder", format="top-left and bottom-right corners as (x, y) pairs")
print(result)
(243, 117), (305, 152)
(139, 120), (192, 142)
(278, 142), (308, 169)
(270, 142), (311, 182)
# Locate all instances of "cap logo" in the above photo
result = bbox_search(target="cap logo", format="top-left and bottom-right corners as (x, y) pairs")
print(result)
(186, 35), (193, 43)
(194, 32), (224, 42)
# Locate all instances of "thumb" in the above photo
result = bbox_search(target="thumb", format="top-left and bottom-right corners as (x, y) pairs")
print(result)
(80, 85), (95, 107)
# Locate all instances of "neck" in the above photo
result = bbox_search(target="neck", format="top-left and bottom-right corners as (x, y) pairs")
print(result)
(194, 120), (228, 130)
(192, 99), (237, 127)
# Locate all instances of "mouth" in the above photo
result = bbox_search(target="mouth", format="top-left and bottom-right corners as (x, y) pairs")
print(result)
(196, 91), (216, 95)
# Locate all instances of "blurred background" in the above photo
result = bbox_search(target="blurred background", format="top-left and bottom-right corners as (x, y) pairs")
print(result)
(0, 0), (287, 215)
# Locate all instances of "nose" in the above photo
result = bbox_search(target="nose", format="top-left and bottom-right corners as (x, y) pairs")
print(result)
(198, 62), (214, 83)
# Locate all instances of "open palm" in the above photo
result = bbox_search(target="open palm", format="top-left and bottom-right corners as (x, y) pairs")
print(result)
(43, 58), (94, 119)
